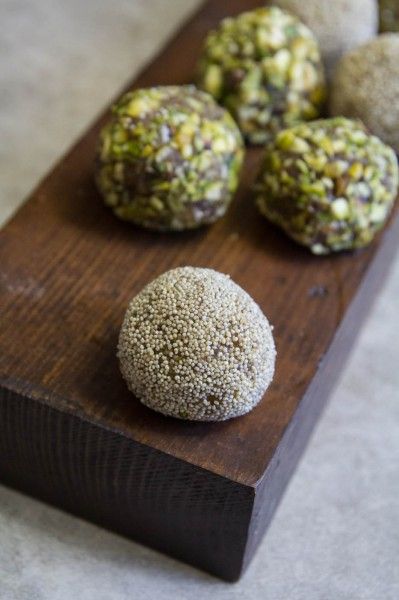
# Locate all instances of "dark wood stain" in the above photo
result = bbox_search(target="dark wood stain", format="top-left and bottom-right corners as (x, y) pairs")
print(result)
(0, 0), (398, 581)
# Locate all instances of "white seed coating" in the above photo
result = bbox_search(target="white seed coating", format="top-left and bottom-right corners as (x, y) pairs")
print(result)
(118, 267), (276, 421)
(330, 34), (399, 153)
(274, 0), (378, 73)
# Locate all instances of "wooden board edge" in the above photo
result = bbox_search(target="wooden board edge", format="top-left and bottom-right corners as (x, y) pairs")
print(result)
(242, 208), (399, 573)
(0, 383), (256, 581)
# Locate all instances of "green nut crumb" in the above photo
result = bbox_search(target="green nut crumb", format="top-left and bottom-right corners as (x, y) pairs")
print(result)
(95, 85), (244, 231)
(255, 117), (399, 254)
(197, 6), (326, 145)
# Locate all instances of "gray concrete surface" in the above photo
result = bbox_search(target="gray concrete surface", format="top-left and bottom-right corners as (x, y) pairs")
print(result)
(0, 1), (398, 598)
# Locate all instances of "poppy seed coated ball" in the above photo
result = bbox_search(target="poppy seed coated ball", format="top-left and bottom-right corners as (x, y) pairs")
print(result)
(118, 267), (276, 421)
(197, 6), (325, 144)
(95, 85), (244, 231)
(274, 0), (378, 74)
(330, 34), (399, 153)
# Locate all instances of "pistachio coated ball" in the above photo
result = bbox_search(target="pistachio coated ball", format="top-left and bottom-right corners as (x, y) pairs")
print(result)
(118, 267), (276, 421)
(95, 86), (244, 231)
(274, 0), (378, 74)
(330, 34), (399, 153)
(379, 0), (399, 32)
(255, 118), (398, 254)
(196, 6), (325, 145)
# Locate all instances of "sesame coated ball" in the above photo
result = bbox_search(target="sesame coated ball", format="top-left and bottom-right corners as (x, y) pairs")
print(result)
(118, 267), (276, 421)
(196, 6), (325, 144)
(274, 0), (378, 74)
(255, 118), (398, 254)
(330, 34), (399, 153)
(95, 85), (244, 231)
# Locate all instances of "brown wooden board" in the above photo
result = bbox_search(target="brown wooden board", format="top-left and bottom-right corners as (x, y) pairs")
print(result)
(0, 0), (398, 582)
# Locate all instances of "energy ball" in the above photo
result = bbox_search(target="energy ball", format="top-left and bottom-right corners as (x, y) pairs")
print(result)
(118, 267), (276, 421)
(196, 6), (325, 144)
(330, 34), (399, 153)
(274, 0), (378, 74)
(255, 117), (398, 254)
(95, 85), (244, 231)
(379, 0), (399, 32)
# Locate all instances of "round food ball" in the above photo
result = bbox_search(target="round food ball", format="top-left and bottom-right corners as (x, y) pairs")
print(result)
(330, 34), (399, 153)
(379, 0), (399, 32)
(274, 0), (378, 74)
(255, 117), (398, 254)
(196, 6), (326, 145)
(118, 267), (276, 421)
(95, 85), (244, 231)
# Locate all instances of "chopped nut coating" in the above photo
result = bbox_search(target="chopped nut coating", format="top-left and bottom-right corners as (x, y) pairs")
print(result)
(255, 118), (398, 254)
(95, 86), (244, 231)
(197, 6), (325, 144)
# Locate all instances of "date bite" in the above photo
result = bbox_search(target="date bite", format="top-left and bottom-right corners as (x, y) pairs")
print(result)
(255, 117), (399, 254)
(95, 85), (244, 231)
(197, 6), (325, 144)
(118, 267), (276, 421)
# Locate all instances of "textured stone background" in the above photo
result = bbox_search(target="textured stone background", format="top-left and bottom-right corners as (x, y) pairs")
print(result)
(0, 1), (398, 598)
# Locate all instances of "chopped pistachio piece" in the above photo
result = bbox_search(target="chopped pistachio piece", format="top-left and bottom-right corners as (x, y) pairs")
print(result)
(255, 117), (399, 254)
(331, 198), (350, 219)
(95, 85), (244, 231)
(197, 6), (326, 145)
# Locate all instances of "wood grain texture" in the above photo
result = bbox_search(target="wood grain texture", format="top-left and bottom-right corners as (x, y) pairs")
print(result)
(0, 0), (398, 581)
